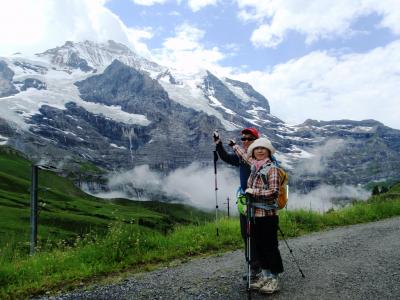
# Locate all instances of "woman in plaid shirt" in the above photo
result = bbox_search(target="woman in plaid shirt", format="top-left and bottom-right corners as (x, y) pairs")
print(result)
(232, 137), (284, 294)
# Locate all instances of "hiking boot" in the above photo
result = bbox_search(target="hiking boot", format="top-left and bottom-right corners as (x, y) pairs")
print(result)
(259, 278), (280, 294)
(249, 276), (271, 290)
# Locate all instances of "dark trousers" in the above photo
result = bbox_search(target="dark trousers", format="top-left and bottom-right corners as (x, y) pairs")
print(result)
(253, 215), (284, 274)
(240, 214), (260, 270)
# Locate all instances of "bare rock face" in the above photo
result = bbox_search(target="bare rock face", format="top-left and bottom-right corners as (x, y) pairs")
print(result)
(287, 119), (400, 190)
(0, 61), (18, 97)
(18, 78), (47, 91)
(75, 60), (171, 117)
(73, 60), (223, 170)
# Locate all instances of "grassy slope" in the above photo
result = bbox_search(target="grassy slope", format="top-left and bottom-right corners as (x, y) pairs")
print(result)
(278, 185), (400, 237)
(2, 192), (400, 299)
(0, 146), (212, 253)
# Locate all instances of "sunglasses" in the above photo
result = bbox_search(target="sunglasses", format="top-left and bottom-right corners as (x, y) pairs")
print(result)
(241, 137), (256, 141)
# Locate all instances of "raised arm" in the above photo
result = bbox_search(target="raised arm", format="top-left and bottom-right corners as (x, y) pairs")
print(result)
(215, 141), (240, 166)
(232, 144), (255, 165)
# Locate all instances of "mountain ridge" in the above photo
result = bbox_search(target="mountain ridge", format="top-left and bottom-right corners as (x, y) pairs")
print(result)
(0, 40), (399, 194)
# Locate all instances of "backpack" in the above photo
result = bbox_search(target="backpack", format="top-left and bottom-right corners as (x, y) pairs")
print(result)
(259, 163), (289, 209)
(236, 187), (247, 215)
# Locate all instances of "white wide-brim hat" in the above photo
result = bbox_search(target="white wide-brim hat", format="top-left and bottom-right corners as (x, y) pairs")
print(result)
(247, 137), (276, 157)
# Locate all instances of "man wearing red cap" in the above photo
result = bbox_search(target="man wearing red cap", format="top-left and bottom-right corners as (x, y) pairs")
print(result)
(213, 127), (261, 280)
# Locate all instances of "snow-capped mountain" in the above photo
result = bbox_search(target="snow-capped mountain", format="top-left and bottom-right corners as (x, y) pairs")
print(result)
(0, 40), (399, 192)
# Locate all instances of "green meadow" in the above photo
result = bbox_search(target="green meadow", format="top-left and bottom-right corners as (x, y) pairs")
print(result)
(0, 146), (213, 255)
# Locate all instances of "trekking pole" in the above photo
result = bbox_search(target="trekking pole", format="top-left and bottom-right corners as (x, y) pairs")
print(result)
(278, 226), (305, 278)
(226, 197), (230, 218)
(213, 150), (219, 237)
(245, 193), (253, 300)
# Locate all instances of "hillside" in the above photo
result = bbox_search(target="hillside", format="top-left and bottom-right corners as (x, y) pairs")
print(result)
(0, 146), (213, 252)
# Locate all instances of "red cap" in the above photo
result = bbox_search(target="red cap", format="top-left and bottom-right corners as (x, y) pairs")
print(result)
(241, 127), (259, 138)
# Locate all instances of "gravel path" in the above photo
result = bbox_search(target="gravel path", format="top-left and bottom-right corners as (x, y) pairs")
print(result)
(37, 217), (400, 300)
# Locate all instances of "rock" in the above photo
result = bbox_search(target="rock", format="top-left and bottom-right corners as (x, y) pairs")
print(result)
(0, 60), (18, 97)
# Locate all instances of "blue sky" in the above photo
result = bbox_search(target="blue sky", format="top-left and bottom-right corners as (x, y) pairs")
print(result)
(106, 1), (396, 70)
(0, 0), (399, 129)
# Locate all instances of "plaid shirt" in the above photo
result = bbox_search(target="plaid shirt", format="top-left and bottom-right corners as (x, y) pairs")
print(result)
(233, 145), (279, 217)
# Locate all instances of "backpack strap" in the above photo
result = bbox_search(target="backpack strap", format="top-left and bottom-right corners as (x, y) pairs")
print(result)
(257, 163), (273, 189)
(260, 173), (268, 189)
(258, 162), (284, 184)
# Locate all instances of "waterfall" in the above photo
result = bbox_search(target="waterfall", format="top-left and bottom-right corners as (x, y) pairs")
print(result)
(122, 127), (136, 165)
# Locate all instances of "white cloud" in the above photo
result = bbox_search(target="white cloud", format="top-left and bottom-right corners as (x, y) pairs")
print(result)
(187, 0), (218, 12)
(0, 0), (49, 55)
(235, 39), (400, 129)
(153, 23), (229, 74)
(236, 0), (400, 48)
(250, 24), (284, 48)
(0, 0), (153, 57)
(295, 139), (346, 175)
(132, 0), (217, 11)
(95, 163), (239, 212)
(132, 0), (168, 5)
(83, 163), (372, 213)
(162, 163), (237, 211)
(163, 23), (205, 51)
(289, 184), (370, 212)
(126, 27), (154, 58)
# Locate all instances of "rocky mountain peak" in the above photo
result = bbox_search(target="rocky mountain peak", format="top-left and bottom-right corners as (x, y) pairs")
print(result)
(74, 59), (172, 116)
(36, 40), (160, 73)
(224, 77), (271, 114)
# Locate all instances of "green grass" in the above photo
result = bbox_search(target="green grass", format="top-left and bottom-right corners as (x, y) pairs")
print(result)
(0, 146), (213, 257)
(0, 218), (242, 298)
(1, 193), (400, 299)
(279, 192), (400, 237)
